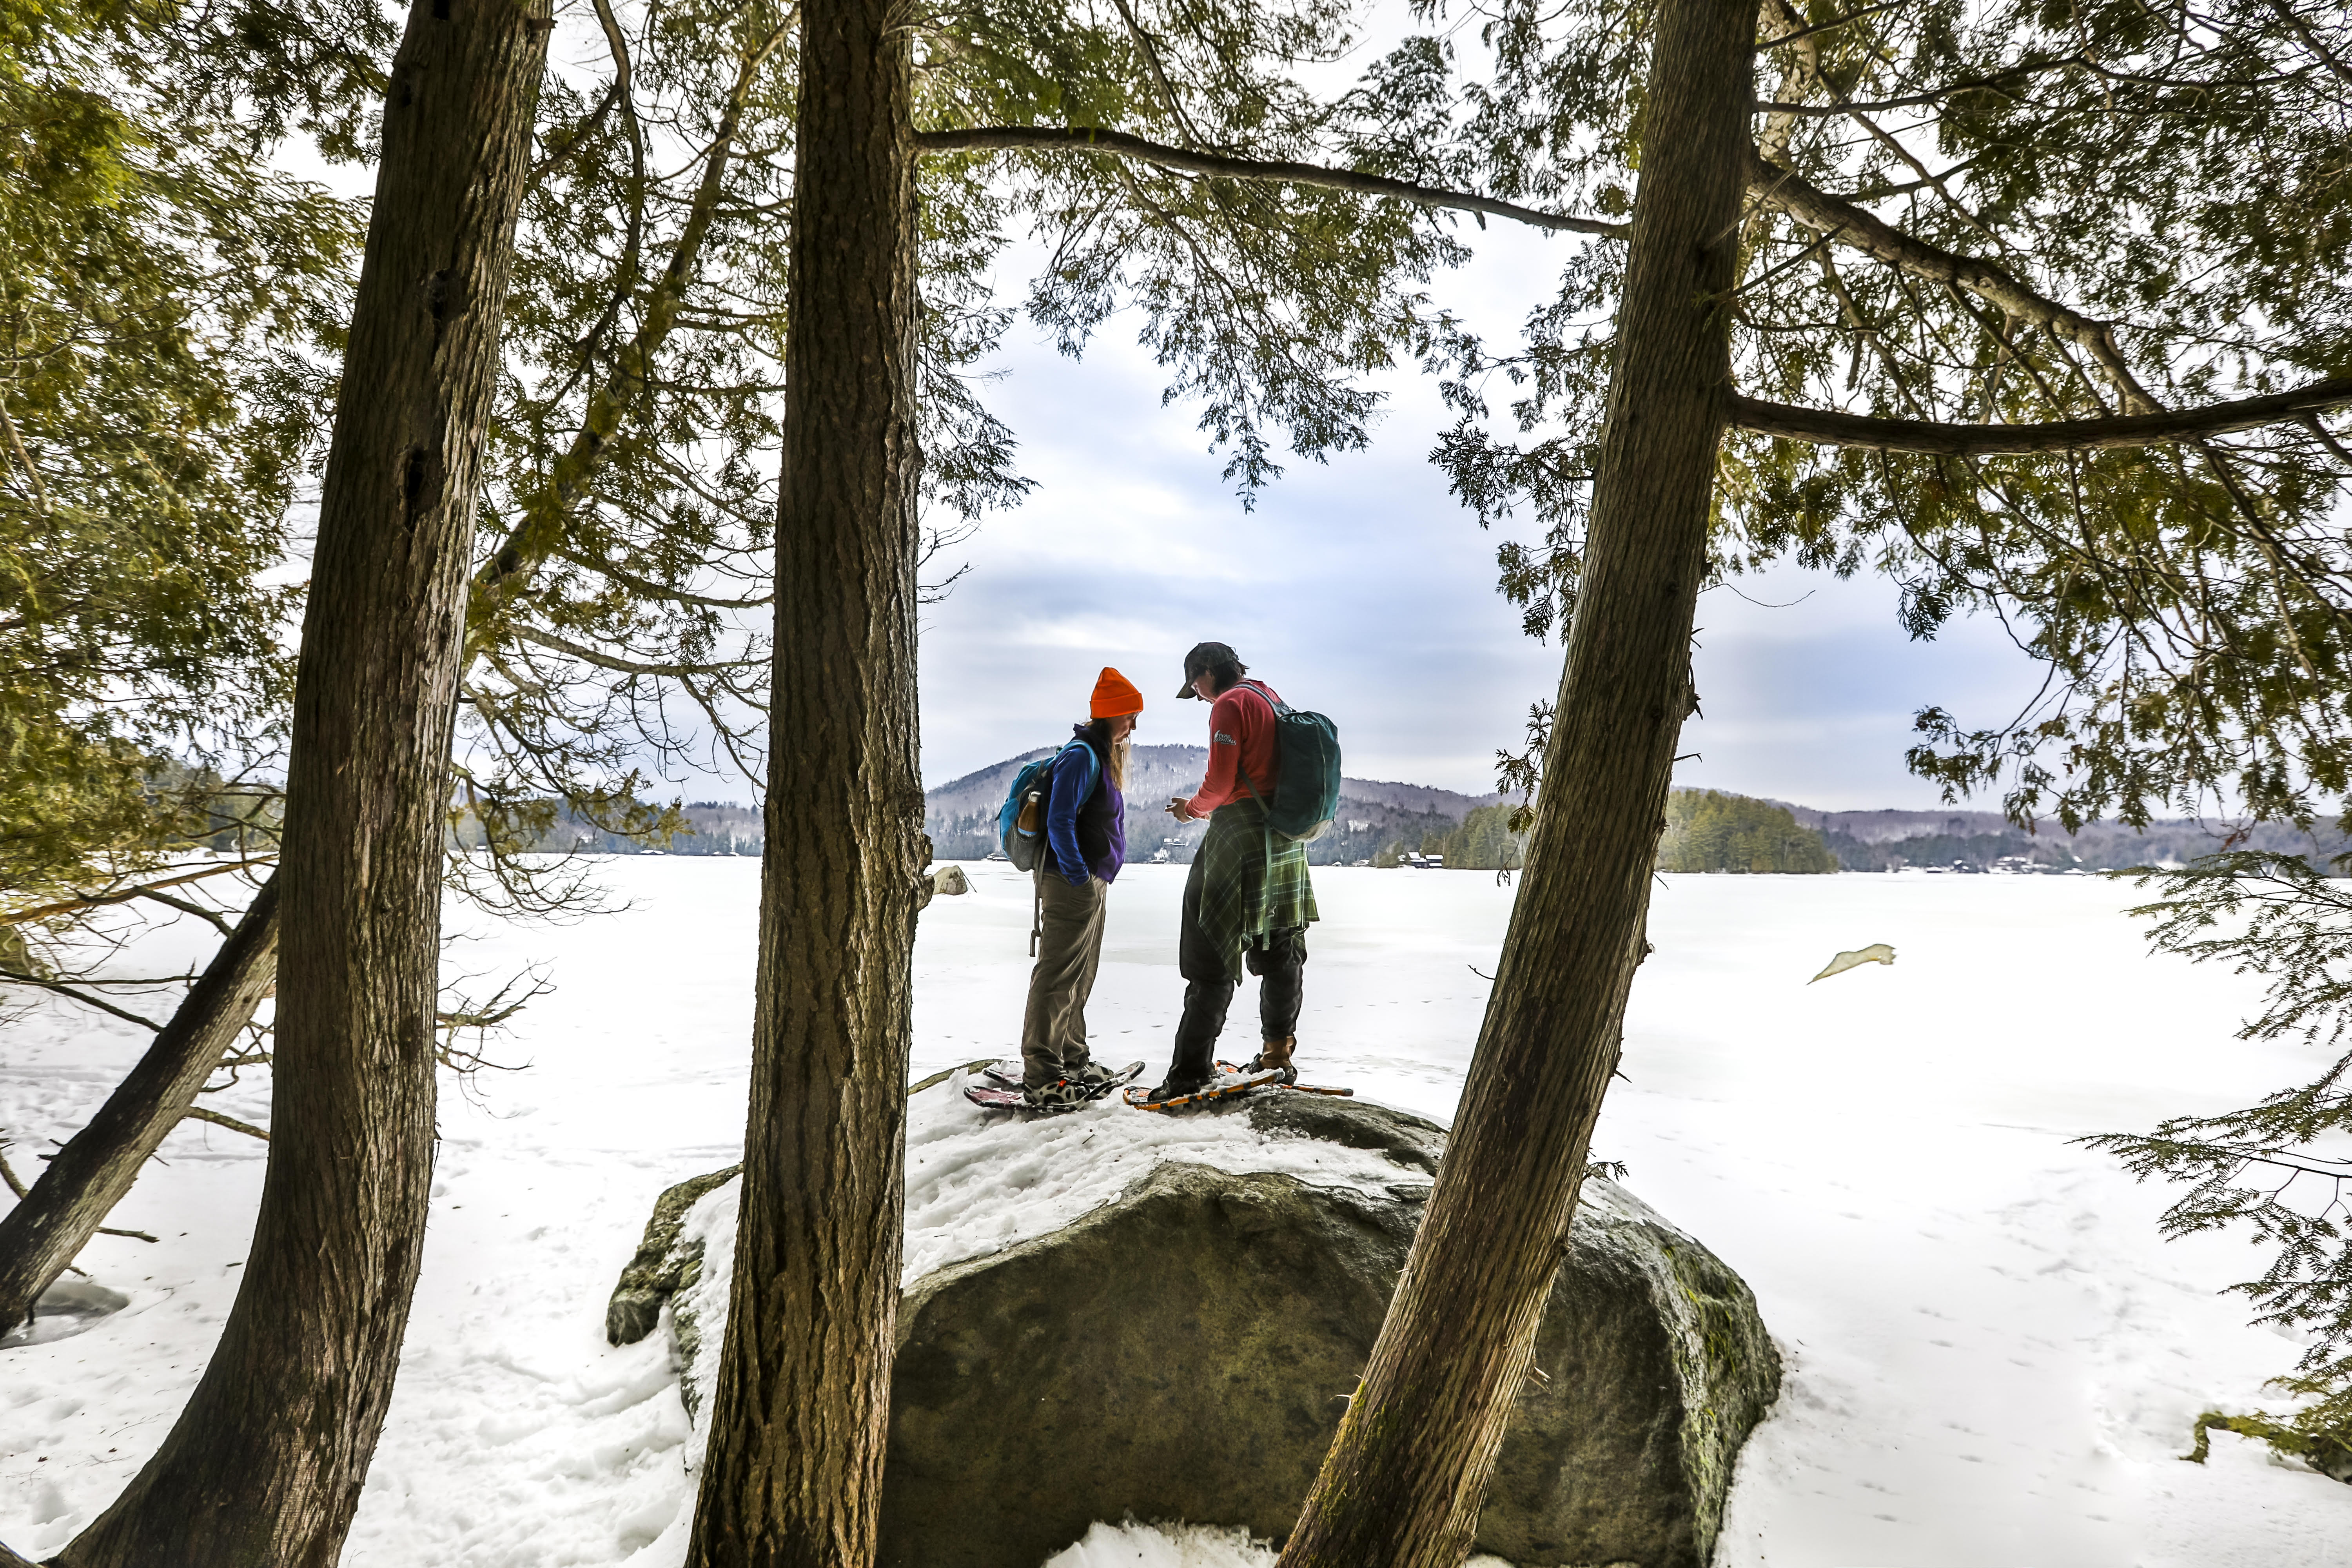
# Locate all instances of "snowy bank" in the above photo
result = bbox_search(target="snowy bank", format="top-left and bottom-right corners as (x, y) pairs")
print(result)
(6, 862), (2352, 1565)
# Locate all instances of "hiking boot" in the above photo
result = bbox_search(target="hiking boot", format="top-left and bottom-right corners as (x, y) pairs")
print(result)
(1144, 1075), (1212, 1105)
(1064, 1059), (1115, 1091)
(1022, 1077), (1092, 1111)
(1245, 1036), (1298, 1085)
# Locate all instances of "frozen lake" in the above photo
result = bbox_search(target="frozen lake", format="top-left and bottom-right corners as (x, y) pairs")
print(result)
(4, 860), (2350, 1565)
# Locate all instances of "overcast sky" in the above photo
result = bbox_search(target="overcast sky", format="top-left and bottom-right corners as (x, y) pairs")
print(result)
(909, 226), (2051, 809)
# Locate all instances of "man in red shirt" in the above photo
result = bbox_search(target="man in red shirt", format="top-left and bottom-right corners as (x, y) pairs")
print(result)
(1151, 641), (1318, 1101)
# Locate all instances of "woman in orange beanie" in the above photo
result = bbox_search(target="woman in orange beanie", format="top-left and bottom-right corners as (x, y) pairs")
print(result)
(1018, 667), (1144, 1108)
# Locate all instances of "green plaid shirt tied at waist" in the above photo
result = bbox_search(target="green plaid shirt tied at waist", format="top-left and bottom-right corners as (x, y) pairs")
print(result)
(1192, 795), (1318, 975)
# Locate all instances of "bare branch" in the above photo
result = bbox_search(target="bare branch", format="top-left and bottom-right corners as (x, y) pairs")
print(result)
(509, 623), (762, 678)
(133, 888), (235, 936)
(1730, 376), (2352, 454)
(578, 0), (648, 370)
(2, 858), (276, 927)
(0, 396), (54, 516)
(1755, 56), (2079, 116)
(2264, 0), (2352, 90)
(1110, 0), (1204, 149)
(913, 125), (1630, 238)
(550, 541), (774, 608)
(1755, 0), (1900, 52)
(0, 971), (165, 1030)
(467, 19), (790, 657)
(180, 1105), (270, 1141)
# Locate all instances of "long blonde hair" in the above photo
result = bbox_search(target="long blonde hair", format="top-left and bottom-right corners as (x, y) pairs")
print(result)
(1082, 717), (1132, 790)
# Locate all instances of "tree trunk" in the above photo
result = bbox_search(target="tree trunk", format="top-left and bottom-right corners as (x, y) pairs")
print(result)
(0, 875), (279, 1336)
(684, 0), (921, 1559)
(1276, 2), (1756, 1563)
(52, 4), (547, 1564)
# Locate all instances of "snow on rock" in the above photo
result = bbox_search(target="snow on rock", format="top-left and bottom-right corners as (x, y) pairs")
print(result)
(655, 1092), (1775, 1568)
(659, 1071), (1425, 1453)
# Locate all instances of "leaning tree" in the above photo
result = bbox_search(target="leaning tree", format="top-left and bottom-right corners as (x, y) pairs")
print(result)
(684, 0), (2352, 1562)
(0, 0), (1038, 1335)
(1274, 1), (2352, 1560)
(0, 0), (550, 1561)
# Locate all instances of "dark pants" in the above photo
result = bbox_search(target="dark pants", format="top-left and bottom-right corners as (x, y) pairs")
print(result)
(1169, 853), (1307, 1086)
(1021, 869), (1107, 1087)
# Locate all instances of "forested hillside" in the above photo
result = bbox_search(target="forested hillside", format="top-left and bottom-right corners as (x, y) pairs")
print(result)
(1658, 791), (1838, 874)
(444, 777), (2347, 877)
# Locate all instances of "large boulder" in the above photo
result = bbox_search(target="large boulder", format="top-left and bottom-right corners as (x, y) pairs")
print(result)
(620, 1094), (1779, 1568)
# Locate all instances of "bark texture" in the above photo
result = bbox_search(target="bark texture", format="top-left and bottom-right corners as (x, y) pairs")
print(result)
(0, 877), (280, 1336)
(1276, 2), (1757, 1563)
(53, 3), (547, 1563)
(684, 0), (923, 1560)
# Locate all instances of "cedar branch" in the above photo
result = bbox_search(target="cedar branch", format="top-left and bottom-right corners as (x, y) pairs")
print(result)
(1729, 377), (2352, 454)
(912, 125), (1630, 238)
(1743, 148), (2162, 413)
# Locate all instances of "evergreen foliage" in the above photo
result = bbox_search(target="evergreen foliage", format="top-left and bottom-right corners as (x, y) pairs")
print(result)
(1658, 790), (1837, 874)
(0, 0), (362, 909)
(2087, 851), (2352, 1470)
(1437, 802), (1527, 870)
(1435, 0), (2352, 837)
(918, 0), (1472, 498)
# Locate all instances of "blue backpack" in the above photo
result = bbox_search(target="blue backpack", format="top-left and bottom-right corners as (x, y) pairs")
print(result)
(1234, 684), (1341, 843)
(997, 740), (1101, 871)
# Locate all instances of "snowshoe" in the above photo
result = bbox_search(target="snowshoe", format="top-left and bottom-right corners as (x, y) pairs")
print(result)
(1216, 1058), (1355, 1099)
(981, 1058), (1142, 1098)
(965, 1060), (1144, 1113)
(1124, 1066), (1283, 1112)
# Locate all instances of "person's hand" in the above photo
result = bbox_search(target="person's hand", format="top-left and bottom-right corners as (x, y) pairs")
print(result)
(1167, 795), (1196, 822)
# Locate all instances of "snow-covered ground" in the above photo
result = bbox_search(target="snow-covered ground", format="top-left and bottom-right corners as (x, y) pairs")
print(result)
(5, 860), (2352, 1566)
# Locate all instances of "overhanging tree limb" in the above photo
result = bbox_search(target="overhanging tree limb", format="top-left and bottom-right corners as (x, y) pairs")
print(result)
(1729, 378), (2352, 454)
(913, 124), (2188, 432)
(912, 125), (1631, 238)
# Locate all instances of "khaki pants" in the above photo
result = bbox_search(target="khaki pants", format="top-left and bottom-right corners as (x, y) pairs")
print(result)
(1020, 869), (1107, 1087)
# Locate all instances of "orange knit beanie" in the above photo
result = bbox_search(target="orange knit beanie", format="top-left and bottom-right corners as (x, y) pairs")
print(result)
(1090, 666), (1145, 718)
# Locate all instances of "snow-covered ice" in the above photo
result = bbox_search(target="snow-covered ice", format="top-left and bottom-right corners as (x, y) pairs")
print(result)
(5, 859), (2352, 1565)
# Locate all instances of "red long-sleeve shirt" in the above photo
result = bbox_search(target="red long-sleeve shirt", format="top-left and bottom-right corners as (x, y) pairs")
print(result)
(1187, 679), (1282, 816)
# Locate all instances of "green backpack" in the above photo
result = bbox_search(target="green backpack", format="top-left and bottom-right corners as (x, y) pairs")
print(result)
(1234, 684), (1341, 843)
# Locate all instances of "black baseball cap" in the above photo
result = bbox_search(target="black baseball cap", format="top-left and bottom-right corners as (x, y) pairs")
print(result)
(1175, 641), (1240, 698)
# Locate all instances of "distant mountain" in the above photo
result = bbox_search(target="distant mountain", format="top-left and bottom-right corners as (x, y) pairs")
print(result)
(922, 743), (1508, 866)
(507, 773), (2346, 876)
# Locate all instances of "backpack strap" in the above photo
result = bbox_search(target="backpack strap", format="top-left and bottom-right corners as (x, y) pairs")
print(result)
(1060, 737), (1102, 797)
(1231, 682), (1278, 805)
